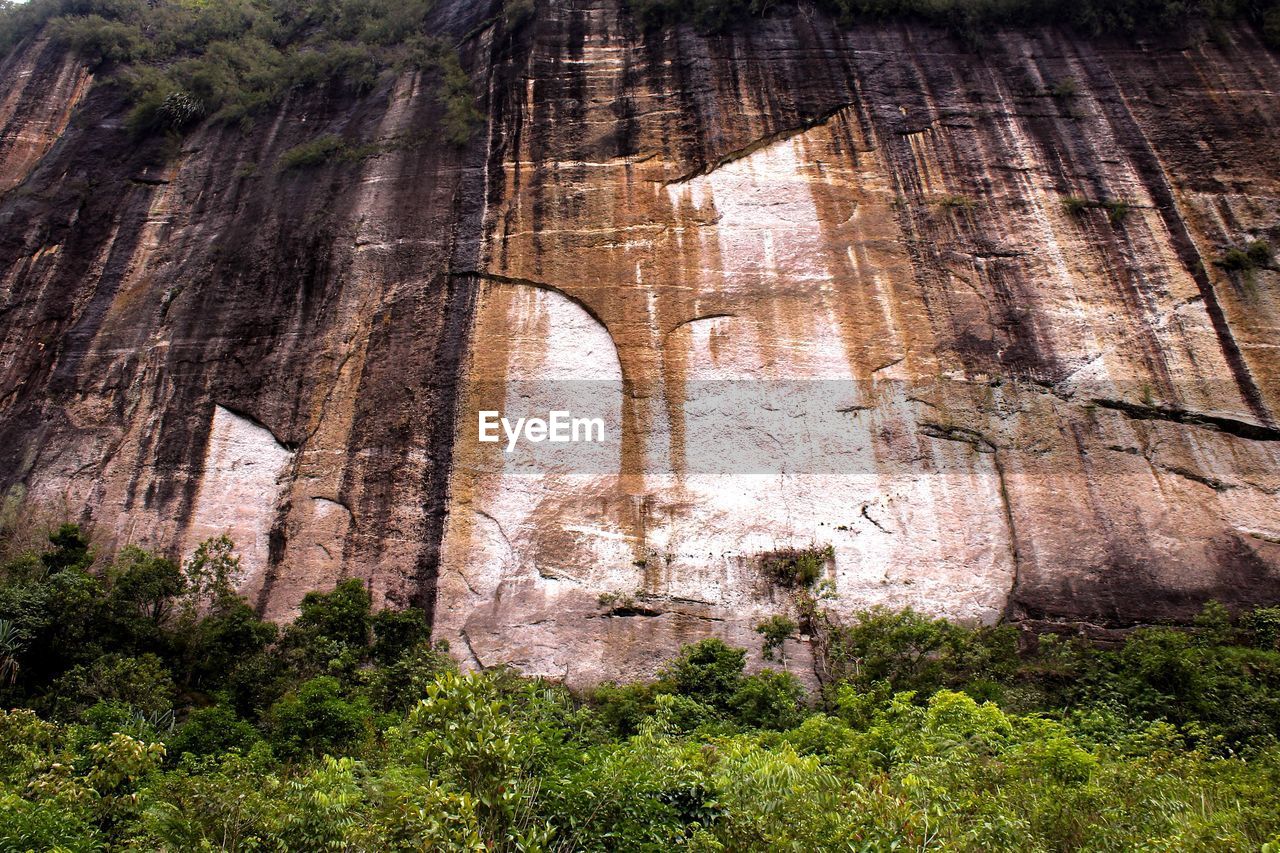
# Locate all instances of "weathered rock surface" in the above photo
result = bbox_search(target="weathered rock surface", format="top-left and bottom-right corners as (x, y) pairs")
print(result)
(1, 1), (1278, 685)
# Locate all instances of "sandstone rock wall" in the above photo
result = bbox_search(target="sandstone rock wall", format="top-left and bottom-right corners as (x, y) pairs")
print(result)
(1, 2), (1278, 685)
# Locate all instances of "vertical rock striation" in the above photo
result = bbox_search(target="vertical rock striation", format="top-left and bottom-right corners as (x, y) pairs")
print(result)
(1, 0), (1278, 684)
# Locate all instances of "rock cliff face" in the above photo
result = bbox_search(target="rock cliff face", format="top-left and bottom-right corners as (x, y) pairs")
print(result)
(2, 1), (1279, 685)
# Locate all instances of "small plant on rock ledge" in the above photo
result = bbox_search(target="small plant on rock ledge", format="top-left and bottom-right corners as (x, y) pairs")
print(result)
(1062, 195), (1133, 226)
(1102, 199), (1131, 225)
(597, 590), (633, 609)
(1062, 194), (1090, 216)
(761, 544), (834, 589)
(1218, 239), (1274, 272)
(1050, 77), (1078, 99)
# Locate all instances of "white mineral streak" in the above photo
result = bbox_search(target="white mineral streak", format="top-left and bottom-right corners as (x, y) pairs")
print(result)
(658, 135), (1014, 619)
(185, 406), (293, 596)
(435, 283), (628, 674)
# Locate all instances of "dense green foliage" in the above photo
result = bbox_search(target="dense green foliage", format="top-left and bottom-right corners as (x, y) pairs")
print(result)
(0, 0), (481, 143)
(3, 523), (1280, 849)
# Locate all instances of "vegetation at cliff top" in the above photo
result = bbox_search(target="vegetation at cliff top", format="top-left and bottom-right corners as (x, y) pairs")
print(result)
(3, 517), (1280, 849)
(0, 0), (482, 143)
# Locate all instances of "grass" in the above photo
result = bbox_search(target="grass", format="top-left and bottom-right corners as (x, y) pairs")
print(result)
(1062, 195), (1134, 226)
(277, 134), (350, 170)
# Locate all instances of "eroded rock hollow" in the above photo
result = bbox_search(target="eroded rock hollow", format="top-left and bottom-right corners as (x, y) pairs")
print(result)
(2, 1), (1279, 685)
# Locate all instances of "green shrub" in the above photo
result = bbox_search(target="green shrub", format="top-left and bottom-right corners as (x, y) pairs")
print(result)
(1, 0), (466, 141)
(1222, 247), (1253, 269)
(1063, 194), (1090, 215)
(107, 546), (183, 627)
(3, 514), (1280, 848)
(266, 675), (371, 759)
(1220, 239), (1274, 271)
(49, 653), (176, 719)
(1243, 607), (1280, 650)
(590, 679), (660, 735)
(370, 607), (430, 665)
(658, 637), (746, 709)
(362, 640), (455, 712)
(649, 692), (725, 733)
(1103, 198), (1130, 225)
(1248, 239), (1274, 266)
(0, 618), (22, 686)
(48, 13), (146, 67)
(280, 578), (372, 671)
(761, 544), (832, 588)
(729, 669), (806, 729)
(1051, 76), (1078, 98)
(181, 597), (277, 691)
(756, 614), (797, 661)
(1063, 195), (1133, 225)
(934, 193), (978, 209)
(167, 705), (260, 759)
(41, 522), (92, 574)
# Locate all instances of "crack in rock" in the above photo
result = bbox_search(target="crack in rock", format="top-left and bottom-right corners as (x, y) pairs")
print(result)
(861, 503), (893, 535)
(1092, 398), (1280, 442)
(918, 422), (998, 453)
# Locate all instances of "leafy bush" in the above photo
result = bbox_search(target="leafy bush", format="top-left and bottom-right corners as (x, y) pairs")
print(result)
(362, 640), (455, 712)
(729, 669), (806, 729)
(370, 607), (430, 664)
(166, 704), (260, 759)
(47, 12), (145, 67)
(658, 636), (746, 709)
(756, 614), (797, 661)
(266, 675), (371, 760)
(1219, 239), (1274, 273)
(589, 679), (660, 735)
(41, 522), (92, 574)
(1051, 76), (1078, 98)
(934, 193), (978, 209)
(819, 605), (1019, 696)
(49, 652), (175, 719)
(1103, 198), (1131, 225)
